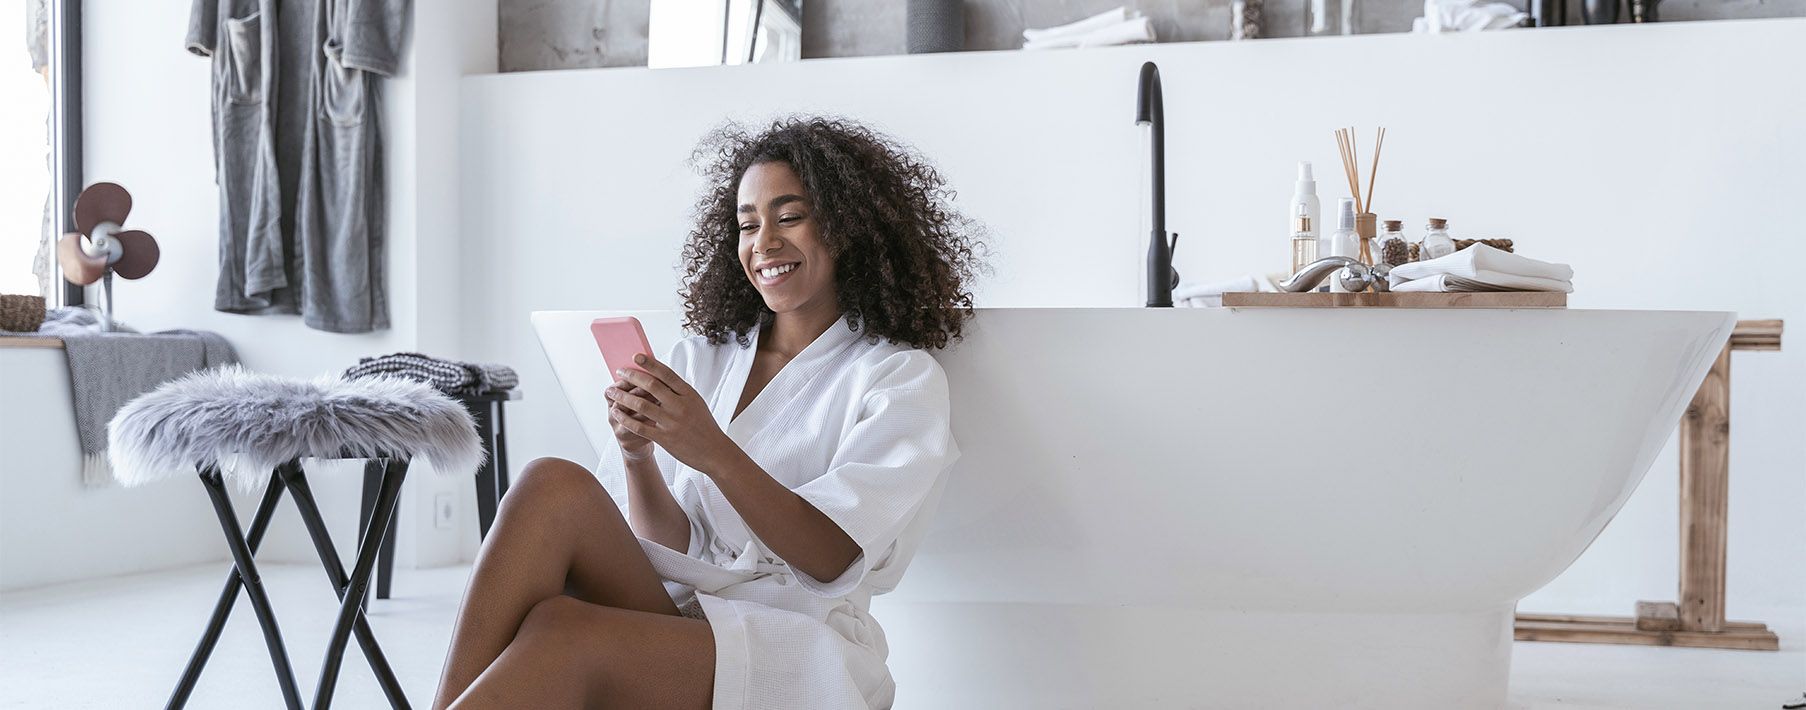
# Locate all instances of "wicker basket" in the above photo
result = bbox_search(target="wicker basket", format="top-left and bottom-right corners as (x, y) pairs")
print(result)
(0, 294), (47, 332)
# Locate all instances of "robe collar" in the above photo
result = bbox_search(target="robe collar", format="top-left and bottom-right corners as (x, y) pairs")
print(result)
(716, 315), (865, 442)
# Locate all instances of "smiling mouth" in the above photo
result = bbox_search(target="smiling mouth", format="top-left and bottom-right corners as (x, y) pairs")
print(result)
(756, 262), (798, 283)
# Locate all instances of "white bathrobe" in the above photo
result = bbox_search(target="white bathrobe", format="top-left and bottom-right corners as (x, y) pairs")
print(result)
(591, 317), (959, 710)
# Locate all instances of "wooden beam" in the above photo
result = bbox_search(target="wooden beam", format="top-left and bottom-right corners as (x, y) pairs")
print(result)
(0, 336), (65, 349)
(1515, 613), (1777, 651)
(1634, 600), (1679, 631)
(1731, 319), (1782, 350)
(1678, 345), (1731, 632)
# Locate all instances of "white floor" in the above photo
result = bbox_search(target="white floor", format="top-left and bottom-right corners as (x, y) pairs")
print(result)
(2, 564), (1800, 709)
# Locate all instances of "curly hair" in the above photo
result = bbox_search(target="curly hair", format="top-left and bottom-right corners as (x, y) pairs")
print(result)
(679, 116), (986, 350)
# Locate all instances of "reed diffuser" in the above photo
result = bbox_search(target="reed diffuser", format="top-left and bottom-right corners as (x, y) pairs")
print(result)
(1333, 127), (1386, 273)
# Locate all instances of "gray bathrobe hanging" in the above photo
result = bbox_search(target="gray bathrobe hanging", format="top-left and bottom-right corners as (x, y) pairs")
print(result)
(187, 0), (406, 333)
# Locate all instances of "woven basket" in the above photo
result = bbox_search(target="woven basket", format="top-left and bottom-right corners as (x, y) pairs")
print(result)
(0, 294), (46, 332)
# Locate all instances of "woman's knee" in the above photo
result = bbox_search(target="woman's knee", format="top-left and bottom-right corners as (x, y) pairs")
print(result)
(518, 595), (587, 644)
(515, 597), (662, 691)
(503, 458), (603, 512)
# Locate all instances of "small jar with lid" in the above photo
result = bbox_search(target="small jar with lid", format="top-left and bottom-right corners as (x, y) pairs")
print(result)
(1421, 217), (1457, 261)
(1378, 220), (1409, 266)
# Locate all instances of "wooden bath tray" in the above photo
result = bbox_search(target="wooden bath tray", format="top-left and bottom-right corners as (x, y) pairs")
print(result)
(1221, 292), (1566, 309)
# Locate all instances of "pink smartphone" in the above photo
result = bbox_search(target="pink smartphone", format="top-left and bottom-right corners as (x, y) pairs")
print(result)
(590, 316), (654, 382)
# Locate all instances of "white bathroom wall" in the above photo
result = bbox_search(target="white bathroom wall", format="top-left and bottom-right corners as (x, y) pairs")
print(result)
(460, 17), (1806, 631)
(1, 0), (496, 590)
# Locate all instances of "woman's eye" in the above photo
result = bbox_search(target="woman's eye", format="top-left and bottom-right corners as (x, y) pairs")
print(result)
(778, 214), (802, 224)
(738, 223), (758, 233)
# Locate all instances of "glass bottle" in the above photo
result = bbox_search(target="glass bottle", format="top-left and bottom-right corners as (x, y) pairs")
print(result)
(1377, 219), (1408, 266)
(1422, 217), (1456, 261)
(1289, 203), (1318, 276)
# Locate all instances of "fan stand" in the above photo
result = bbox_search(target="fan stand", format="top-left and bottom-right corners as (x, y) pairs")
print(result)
(98, 271), (115, 332)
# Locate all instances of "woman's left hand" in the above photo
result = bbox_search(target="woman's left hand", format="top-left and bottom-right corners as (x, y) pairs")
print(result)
(605, 353), (741, 475)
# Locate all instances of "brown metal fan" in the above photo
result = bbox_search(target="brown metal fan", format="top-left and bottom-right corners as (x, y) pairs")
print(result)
(57, 182), (160, 330)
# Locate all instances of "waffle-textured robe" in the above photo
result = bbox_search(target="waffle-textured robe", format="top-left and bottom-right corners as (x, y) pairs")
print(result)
(591, 318), (958, 709)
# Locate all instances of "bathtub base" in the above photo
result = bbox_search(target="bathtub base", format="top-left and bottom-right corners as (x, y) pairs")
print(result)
(872, 601), (1515, 710)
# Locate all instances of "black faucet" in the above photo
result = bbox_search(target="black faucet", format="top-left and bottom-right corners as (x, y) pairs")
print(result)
(1136, 61), (1179, 308)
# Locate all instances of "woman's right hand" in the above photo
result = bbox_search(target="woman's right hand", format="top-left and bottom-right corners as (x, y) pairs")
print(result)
(606, 381), (656, 460)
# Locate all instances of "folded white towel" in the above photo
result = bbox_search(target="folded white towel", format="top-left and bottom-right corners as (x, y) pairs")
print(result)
(1175, 275), (1261, 300)
(1391, 272), (1574, 293)
(1023, 16), (1156, 50)
(1022, 7), (1128, 43)
(1174, 274), (1276, 307)
(1388, 244), (1572, 286)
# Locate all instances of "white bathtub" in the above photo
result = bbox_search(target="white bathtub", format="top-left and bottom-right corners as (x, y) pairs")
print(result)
(872, 307), (1732, 709)
(534, 307), (1734, 709)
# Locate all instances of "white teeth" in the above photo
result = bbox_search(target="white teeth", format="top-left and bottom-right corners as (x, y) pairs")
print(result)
(759, 264), (796, 279)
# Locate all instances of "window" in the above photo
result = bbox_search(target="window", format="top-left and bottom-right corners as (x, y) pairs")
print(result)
(2, 0), (79, 308)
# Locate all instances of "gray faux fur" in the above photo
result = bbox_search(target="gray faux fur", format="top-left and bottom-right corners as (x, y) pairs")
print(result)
(108, 364), (485, 489)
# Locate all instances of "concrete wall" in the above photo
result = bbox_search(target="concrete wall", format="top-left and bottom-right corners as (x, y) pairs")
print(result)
(461, 18), (1806, 634)
(499, 0), (1806, 71)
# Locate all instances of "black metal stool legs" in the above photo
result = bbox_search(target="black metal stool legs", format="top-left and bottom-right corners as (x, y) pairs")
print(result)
(279, 461), (411, 710)
(471, 400), (500, 539)
(314, 457), (408, 710)
(166, 468), (293, 710)
(168, 459), (413, 710)
(190, 466), (306, 710)
(370, 394), (515, 601)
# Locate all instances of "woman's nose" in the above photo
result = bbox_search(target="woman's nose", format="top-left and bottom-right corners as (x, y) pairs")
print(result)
(752, 229), (782, 255)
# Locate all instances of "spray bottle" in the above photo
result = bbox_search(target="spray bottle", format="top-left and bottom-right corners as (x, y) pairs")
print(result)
(1289, 161), (1320, 272)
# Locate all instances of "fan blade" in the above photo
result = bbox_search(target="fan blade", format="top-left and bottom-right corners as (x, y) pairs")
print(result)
(57, 232), (108, 285)
(112, 230), (161, 279)
(74, 182), (132, 235)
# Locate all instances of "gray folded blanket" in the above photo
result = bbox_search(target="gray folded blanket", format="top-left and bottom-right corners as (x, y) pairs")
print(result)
(17, 307), (240, 485)
(343, 352), (518, 396)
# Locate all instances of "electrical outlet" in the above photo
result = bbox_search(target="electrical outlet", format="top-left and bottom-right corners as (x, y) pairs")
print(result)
(434, 492), (455, 530)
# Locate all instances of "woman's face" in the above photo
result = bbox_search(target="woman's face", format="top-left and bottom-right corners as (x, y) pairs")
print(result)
(736, 161), (837, 318)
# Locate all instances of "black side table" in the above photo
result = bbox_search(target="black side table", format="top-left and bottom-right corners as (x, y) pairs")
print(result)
(359, 389), (519, 600)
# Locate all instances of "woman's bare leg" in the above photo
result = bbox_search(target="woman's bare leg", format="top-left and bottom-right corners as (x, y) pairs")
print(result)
(432, 457), (683, 709)
(447, 595), (713, 710)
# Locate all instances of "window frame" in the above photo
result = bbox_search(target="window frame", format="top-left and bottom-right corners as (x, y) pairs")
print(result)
(49, 0), (82, 308)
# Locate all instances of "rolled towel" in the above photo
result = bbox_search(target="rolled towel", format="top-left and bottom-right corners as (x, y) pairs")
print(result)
(472, 362), (519, 393)
(1387, 244), (1572, 288)
(1022, 7), (1128, 44)
(345, 352), (519, 396)
(1174, 274), (1272, 307)
(1024, 16), (1156, 49)
(1413, 0), (1527, 32)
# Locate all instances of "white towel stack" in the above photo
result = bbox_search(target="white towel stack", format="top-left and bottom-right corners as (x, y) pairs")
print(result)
(1412, 0), (1528, 32)
(1022, 8), (1157, 50)
(1387, 244), (1573, 293)
(1173, 274), (1278, 308)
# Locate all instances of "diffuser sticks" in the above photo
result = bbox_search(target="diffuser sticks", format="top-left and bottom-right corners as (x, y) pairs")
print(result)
(1334, 127), (1385, 268)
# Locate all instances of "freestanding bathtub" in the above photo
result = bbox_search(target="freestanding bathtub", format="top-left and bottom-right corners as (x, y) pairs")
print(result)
(533, 307), (1734, 709)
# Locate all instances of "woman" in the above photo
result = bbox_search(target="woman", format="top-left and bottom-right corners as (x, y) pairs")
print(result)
(433, 116), (985, 709)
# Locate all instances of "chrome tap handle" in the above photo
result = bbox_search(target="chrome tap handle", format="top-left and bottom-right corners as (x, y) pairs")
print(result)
(1279, 257), (1391, 293)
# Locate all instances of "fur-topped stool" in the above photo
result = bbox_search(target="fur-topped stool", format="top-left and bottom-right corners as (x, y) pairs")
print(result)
(108, 365), (484, 710)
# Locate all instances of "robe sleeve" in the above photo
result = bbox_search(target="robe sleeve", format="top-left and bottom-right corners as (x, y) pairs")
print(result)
(790, 351), (958, 598)
(338, 0), (408, 77)
(185, 0), (218, 56)
(595, 336), (710, 559)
